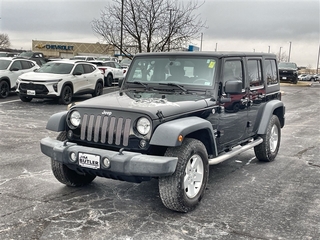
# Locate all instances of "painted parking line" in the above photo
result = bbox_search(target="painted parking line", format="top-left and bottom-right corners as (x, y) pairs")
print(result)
(0, 99), (21, 104)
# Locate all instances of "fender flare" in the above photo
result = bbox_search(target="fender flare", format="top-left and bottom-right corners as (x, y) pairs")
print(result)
(150, 116), (217, 154)
(46, 111), (68, 132)
(257, 100), (285, 135)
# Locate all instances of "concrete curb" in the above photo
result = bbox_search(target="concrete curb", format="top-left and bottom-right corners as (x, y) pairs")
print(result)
(280, 81), (320, 88)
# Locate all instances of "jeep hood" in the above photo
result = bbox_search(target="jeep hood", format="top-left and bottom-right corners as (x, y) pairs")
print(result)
(74, 91), (211, 119)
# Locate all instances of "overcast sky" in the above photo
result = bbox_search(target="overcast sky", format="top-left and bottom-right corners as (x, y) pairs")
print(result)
(1, 0), (319, 67)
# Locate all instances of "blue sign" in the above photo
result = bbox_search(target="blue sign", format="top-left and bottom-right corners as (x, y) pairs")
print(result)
(188, 45), (199, 51)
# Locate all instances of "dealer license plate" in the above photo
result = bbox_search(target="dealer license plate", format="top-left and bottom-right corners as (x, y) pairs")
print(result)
(27, 90), (36, 95)
(79, 152), (100, 169)
(282, 77), (287, 80)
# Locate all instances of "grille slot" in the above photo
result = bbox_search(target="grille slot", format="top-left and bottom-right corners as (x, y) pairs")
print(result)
(80, 114), (131, 146)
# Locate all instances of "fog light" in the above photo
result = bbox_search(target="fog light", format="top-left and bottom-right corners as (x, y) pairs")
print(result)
(70, 152), (77, 162)
(139, 139), (147, 148)
(103, 157), (111, 168)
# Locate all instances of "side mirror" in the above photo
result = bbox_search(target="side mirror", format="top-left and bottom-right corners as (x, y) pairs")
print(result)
(73, 72), (82, 76)
(10, 68), (20, 71)
(224, 80), (242, 94)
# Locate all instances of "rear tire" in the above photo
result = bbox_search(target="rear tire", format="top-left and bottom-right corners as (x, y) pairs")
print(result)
(0, 80), (10, 99)
(254, 115), (281, 162)
(92, 81), (103, 97)
(159, 138), (209, 212)
(59, 85), (73, 105)
(51, 131), (96, 187)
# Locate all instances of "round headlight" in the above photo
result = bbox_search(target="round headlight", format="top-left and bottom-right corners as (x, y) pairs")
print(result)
(136, 117), (151, 135)
(70, 111), (81, 127)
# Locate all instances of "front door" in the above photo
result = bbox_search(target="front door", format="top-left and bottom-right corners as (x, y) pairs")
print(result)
(217, 58), (248, 152)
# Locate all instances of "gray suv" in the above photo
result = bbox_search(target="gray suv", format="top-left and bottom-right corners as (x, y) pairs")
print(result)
(40, 52), (285, 212)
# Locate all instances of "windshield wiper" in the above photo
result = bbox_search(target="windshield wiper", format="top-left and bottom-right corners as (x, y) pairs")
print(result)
(131, 81), (148, 88)
(159, 82), (188, 93)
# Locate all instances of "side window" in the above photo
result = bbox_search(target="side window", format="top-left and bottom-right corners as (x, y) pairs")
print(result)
(10, 60), (23, 70)
(222, 60), (244, 89)
(248, 59), (263, 87)
(73, 64), (85, 74)
(114, 62), (122, 69)
(83, 64), (95, 74)
(265, 59), (279, 85)
(21, 60), (34, 69)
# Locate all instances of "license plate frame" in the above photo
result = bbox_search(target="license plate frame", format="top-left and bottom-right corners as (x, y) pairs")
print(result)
(27, 90), (36, 95)
(78, 152), (100, 169)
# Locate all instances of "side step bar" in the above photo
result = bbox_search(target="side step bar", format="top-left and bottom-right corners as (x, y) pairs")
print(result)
(209, 137), (263, 165)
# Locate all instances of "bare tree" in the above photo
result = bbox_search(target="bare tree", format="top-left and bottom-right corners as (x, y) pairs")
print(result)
(92, 0), (205, 58)
(0, 33), (11, 49)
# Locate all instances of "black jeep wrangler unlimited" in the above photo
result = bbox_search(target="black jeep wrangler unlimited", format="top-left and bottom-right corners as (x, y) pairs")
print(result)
(40, 52), (285, 212)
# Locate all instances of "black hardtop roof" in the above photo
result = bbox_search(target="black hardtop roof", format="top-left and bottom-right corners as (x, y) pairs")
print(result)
(134, 51), (276, 59)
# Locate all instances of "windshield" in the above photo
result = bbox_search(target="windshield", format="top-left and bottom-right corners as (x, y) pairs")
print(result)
(126, 56), (216, 87)
(37, 62), (74, 74)
(279, 62), (297, 69)
(19, 52), (33, 58)
(0, 60), (11, 70)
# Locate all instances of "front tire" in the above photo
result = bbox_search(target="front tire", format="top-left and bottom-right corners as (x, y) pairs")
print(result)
(159, 138), (209, 212)
(59, 85), (73, 105)
(51, 131), (96, 187)
(0, 80), (10, 98)
(19, 95), (33, 102)
(105, 74), (113, 87)
(254, 115), (281, 162)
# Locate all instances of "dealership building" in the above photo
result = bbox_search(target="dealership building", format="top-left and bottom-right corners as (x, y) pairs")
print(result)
(32, 40), (116, 59)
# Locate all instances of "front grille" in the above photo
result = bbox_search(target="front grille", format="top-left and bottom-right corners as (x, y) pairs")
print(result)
(19, 83), (48, 93)
(80, 114), (132, 146)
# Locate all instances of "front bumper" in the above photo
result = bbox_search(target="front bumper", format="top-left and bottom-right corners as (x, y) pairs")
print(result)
(40, 137), (178, 178)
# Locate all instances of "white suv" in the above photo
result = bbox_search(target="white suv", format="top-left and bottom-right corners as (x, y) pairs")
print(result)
(16, 60), (104, 104)
(0, 57), (39, 98)
(89, 60), (124, 87)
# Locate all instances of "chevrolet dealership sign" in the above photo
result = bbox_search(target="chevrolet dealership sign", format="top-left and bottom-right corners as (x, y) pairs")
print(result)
(35, 43), (74, 51)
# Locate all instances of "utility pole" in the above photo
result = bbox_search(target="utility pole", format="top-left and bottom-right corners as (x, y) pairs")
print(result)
(200, 33), (203, 51)
(268, 46), (270, 53)
(317, 44), (320, 74)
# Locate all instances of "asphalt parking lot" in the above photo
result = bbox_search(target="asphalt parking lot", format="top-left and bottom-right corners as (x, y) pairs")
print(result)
(0, 84), (319, 240)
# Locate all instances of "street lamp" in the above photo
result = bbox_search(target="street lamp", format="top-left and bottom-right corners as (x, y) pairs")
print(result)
(215, 42), (218, 51)
(268, 46), (270, 53)
(288, 41), (292, 62)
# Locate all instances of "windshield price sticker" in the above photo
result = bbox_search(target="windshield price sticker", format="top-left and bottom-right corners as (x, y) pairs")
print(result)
(79, 152), (100, 169)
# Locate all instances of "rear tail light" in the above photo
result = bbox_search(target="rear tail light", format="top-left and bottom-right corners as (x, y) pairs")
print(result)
(99, 68), (106, 74)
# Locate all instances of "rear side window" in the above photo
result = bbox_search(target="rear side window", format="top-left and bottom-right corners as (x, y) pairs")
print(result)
(21, 60), (35, 69)
(83, 64), (95, 74)
(10, 60), (23, 70)
(265, 59), (278, 85)
(248, 59), (263, 87)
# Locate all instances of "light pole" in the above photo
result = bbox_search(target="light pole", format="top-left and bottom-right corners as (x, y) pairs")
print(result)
(200, 33), (203, 51)
(279, 47), (282, 62)
(317, 44), (320, 74)
(288, 41), (292, 62)
(167, 8), (173, 52)
(120, 0), (124, 59)
(215, 42), (218, 51)
(268, 46), (270, 53)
